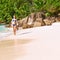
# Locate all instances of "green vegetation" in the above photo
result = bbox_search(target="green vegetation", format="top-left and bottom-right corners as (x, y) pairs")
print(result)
(0, 0), (60, 24)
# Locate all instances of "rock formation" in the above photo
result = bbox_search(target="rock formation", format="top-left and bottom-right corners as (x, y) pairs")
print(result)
(8, 12), (60, 29)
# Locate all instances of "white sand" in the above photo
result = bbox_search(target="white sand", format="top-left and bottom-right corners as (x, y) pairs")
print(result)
(0, 22), (60, 60)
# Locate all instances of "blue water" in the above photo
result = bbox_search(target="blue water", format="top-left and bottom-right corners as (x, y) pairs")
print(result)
(0, 25), (7, 32)
(0, 25), (12, 40)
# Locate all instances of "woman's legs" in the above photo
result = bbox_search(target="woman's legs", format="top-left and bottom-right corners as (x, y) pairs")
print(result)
(13, 26), (17, 35)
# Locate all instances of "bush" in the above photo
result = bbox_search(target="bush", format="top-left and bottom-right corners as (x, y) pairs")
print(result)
(0, 0), (60, 24)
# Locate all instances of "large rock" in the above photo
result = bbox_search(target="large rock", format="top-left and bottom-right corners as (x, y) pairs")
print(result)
(19, 12), (45, 28)
(33, 21), (43, 27)
(18, 17), (28, 27)
(43, 19), (52, 25)
(22, 17), (28, 24)
(26, 13), (35, 28)
(28, 13), (36, 22)
(18, 12), (60, 29)
(58, 13), (60, 16)
(18, 20), (23, 27)
(36, 18), (42, 22)
(36, 18), (45, 26)
(36, 12), (45, 20)
(55, 17), (60, 22)
(50, 17), (56, 23)
(22, 24), (28, 29)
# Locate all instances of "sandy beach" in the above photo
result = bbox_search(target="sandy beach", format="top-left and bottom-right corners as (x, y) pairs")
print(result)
(0, 22), (60, 60)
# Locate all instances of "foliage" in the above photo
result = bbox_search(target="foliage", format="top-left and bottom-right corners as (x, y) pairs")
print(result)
(0, 0), (60, 24)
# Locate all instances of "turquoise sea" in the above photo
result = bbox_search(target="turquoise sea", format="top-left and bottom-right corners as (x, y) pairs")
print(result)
(0, 24), (7, 32)
(0, 24), (12, 39)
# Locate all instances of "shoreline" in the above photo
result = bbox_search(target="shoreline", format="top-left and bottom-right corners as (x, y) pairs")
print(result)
(0, 22), (60, 41)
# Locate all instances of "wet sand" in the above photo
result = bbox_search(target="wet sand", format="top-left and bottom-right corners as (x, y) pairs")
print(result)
(0, 39), (32, 60)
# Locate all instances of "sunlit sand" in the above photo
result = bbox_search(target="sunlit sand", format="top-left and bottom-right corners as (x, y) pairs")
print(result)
(0, 22), (60, 60)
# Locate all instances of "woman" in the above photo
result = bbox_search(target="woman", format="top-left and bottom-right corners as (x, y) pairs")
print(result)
(11, 15), (18, 35)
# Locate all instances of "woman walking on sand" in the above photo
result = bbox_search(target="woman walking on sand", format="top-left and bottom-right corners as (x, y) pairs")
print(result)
(11, 15), (18, 35)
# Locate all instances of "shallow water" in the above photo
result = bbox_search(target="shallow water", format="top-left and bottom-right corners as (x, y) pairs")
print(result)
(0, 25), (12, 39)
(0, 25), (7, 32)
